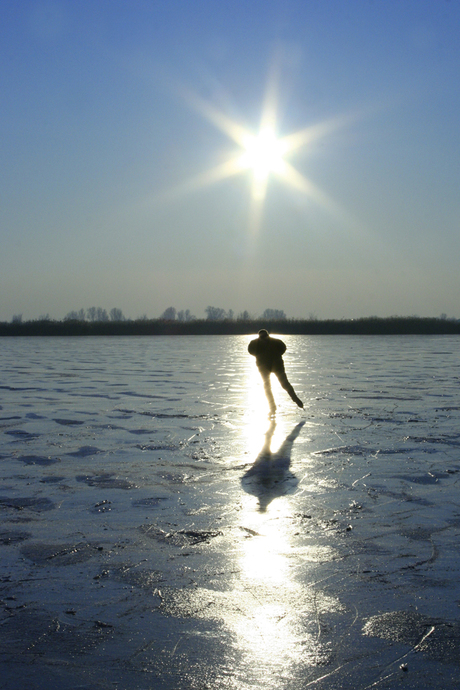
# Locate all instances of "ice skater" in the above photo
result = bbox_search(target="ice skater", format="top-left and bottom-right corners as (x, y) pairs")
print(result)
(248, 329), (303, 414)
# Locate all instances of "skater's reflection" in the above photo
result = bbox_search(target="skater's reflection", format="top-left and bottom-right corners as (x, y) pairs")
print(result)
(241, 420), (305, 512)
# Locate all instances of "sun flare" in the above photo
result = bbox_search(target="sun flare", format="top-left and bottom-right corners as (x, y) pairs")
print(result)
(157, 69), (360, 234)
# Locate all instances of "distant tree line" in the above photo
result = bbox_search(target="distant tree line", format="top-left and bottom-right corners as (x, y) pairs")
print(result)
(53, 305), (288, 323)
(63, 307), (126, 322)
(161, 307), (195, 321)
(2, 315), (460, 336)
(160, 306), (287, 322)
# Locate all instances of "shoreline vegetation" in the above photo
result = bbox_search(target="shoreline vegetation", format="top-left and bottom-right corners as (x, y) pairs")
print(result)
(1, 316), (460, 336)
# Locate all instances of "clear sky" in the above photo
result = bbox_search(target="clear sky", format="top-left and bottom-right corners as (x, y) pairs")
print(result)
(1, 0), (460, 321)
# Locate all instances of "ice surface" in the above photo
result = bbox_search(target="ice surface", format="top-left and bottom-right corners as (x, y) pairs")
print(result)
(1, 335), (460, 689)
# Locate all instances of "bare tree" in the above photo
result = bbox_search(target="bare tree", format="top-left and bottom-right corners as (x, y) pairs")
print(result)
(205, 306), (227, 321)
(64, 311), (79, 321)
(177, 309), (196, 322)
(110, 308), (124, 321)
(262, 308), (287, 320)
(65, 309), (86, 321)
(96, 307), (109, 322)
(87, 307), (97, 322)
(11, 314), (22, 324)
(161, 307), (176, 321)
(86, 306), (110, 321)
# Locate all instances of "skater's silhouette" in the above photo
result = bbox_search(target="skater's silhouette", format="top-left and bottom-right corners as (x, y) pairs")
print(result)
(248, 329), (303, 414)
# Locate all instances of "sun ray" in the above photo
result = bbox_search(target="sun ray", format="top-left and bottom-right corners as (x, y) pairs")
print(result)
(150, 69), (363, 236)
(153, 157), (245, 204)
(247, 188), (266, 238)
(179, 85), (251, 149)
(279, 160), (364, 233)
(278, 160), (333, 202)
(279, 110), (360, 156)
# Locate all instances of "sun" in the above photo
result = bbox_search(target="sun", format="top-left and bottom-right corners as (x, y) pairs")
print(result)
(238, 127), (288, 197)
(155, 70), (360, 233)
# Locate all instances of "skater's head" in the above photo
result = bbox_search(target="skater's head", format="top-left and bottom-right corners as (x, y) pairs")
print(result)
(258, 329), (269, 339)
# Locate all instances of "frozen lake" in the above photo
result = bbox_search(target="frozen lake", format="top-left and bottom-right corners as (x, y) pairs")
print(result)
(1, 335), (460, 689)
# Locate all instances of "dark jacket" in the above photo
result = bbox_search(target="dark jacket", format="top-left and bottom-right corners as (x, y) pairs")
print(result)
(248, 336), (286, 371)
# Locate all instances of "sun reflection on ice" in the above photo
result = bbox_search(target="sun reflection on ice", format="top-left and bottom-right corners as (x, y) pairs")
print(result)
(239, 497), (292, 584)
(157, 384), (343, 683)
(229, 404), (313, 682)
(227, 470), (344, 684)
(232, 499), (302, 681)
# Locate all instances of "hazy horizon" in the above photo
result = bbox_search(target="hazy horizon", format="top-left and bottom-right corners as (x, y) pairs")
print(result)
(4, 308), (458, 326)
(2, 1), (460, 322)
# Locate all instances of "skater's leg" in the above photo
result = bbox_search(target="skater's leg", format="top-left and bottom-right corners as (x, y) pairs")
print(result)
(259, 368), (276, 414)
(274, 365), (303, 408)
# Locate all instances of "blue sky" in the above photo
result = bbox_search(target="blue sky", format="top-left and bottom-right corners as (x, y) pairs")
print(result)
(1, 0), (459, 321)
